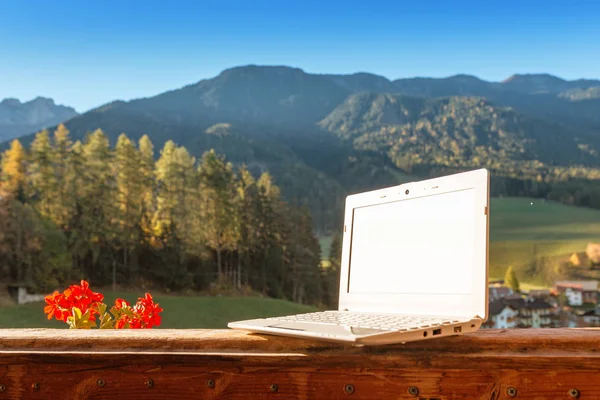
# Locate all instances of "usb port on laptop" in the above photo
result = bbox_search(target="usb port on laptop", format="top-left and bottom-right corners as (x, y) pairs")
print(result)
(432, 328), (442, 336)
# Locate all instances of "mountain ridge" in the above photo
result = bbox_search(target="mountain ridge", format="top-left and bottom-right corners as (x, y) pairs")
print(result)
(0, 96), (78, 142)
(3, 65), (600, 230)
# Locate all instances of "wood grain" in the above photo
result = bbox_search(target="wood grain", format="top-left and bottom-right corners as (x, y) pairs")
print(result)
(0, 328), (599, 399)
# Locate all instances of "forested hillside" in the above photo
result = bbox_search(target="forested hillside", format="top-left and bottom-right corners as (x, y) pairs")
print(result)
(0, 126), (339, 306)
(321, 93), (600, 178)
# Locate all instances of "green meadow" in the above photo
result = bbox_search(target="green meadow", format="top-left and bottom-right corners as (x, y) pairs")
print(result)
(0, 294), (317, 329)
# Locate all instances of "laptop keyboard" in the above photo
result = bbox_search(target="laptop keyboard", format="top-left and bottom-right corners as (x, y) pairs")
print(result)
(267, 311), (460, 331)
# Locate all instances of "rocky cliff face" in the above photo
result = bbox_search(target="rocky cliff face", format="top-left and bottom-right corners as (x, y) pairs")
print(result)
(0, 97), (78, 141)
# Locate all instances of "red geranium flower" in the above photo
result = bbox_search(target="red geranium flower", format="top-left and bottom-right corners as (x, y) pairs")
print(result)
(114, 315), (143, 329)
(44, 280), (162, 329)
(44, 280), (104, 322)
(44, 291), (70, 322)
(114, 298), (130, 310)
(66, 280), (104, 321)
(133, 293), (163, 328)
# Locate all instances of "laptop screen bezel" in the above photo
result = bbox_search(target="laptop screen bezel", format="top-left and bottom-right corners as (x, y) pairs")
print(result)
(337, 169), (489, 321)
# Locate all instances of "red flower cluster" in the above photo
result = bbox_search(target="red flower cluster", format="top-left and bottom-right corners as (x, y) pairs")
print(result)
(44, 280), (162, 329)
(113, 294), (163, 329)
(44, 280), (104, 322)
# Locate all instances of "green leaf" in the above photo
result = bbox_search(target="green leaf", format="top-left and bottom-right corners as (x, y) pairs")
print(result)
(110, 305), (134, 319)
(99, 312), (114, 329)
(96, 303), (107, 316)
(68, 307), (95, 329)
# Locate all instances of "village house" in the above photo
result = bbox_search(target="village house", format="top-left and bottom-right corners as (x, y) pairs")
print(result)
(488, 296), (556, 328)
(565, 286), (583, 306)
(554, 280), (599, 306)
(488, 280), (505, 288)
(557, 306), (583, 328)
(527, 289), (552, 299)
(483, 299), (519, 329)
(581, 308), (600, 327)
(518, 297), (555, 328)
(488, 286), (514, 301)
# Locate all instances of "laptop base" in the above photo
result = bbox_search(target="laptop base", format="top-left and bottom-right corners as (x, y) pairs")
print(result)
(228, 315), (482, 346)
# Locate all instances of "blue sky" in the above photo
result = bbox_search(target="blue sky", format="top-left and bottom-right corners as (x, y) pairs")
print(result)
(1, 0), (599, 112)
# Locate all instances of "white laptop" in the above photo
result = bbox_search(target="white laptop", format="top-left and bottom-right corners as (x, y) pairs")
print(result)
(228, 168), (490, 345)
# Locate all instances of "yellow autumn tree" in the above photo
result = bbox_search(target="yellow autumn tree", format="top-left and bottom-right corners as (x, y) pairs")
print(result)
(0, 139), (27, 199)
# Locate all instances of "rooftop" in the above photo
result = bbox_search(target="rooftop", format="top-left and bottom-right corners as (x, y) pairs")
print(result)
(555, 280), (599, 291)
(503, 296), (554, 310)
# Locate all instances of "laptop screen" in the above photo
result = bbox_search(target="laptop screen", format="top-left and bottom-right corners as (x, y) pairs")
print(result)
(348, 188), (476, 295)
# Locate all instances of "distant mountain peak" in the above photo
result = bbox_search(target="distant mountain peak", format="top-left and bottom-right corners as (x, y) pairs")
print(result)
(219, 64), (306, 77)
(0, 96), (78, 141)
(31, 96), (56, 105)
(0, 98), (22, 107)
(502, 73), (566, 84)
(447, 74), (486, 82)
(500, 73), (576, 94)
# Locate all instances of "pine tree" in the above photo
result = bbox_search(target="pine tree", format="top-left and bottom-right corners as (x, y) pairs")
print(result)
(153, 141), (199, 288)
(51, 124), (75, 229)
(80, 129), (115, 283)
(27, 130), (56, 217)
(234, 165), (258, 289)
(504, 266), (520, 292)
(255, 171), (282, 293)
(154, 141), (178, 243)
(138, 135), (156, 245)
(114, 134), (144, 280)
(287, 206), (322, 304)
(325, 233), (342, 307)
(64, 140), (86, 273)
(198, 150), (237, 281)
(171, 146), (198, 256)
(0, 139), (27, 200)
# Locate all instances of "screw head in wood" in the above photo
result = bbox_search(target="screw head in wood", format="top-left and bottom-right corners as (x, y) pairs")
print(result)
(0, 384), (5, 392)
(145, 379), (154, 389)
(270, 384), (278, 392)
(206, 379), (215, 388)
(507, 387), (517, 397)
(344, 384), (355, 395)
(32, 382), (40, 391)
(569, 388), (580, 398)
(96, 379), (105, 388)
(408, 386), (419, 396)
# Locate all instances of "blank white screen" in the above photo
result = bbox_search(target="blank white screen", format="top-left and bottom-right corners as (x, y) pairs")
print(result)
(348, 189), (476, 295)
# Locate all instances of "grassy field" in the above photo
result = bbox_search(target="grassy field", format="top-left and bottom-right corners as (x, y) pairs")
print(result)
(488, 197), (600, 285)
(319, 197), (600, 288)
(0, 294), (318, 329)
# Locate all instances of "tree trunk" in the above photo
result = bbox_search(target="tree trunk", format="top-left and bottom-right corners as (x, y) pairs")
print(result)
(124, 248), (128, 282)
(25, 251), (32, 285)
(262, 247), (268, 293)
(216, 246), (222, 279)
(112, 259), (117, 292)
(237, 253), (242, 290)
(16, 218), (23, 282)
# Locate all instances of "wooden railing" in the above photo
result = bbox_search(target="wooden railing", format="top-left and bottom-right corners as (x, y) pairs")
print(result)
(0, 328), (599, 399)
